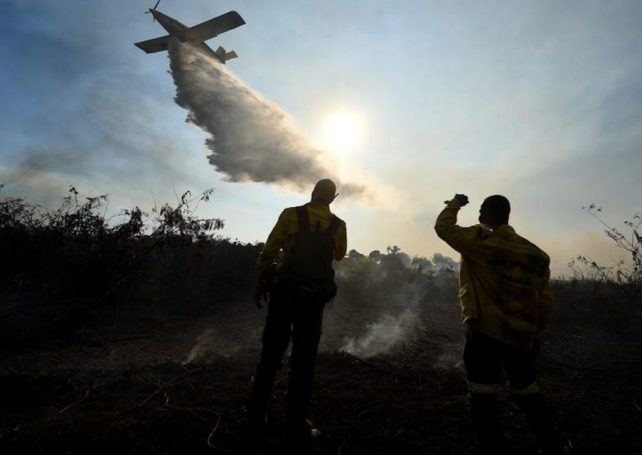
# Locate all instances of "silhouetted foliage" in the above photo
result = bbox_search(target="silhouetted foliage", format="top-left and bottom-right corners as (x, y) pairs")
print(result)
(333, 246), (459, 321)
(347, 249), (364, 261)
(568, 204), (641, 286)
(562, 204), (642, 333)
(0, 186), (258, 306)
(151, 188), (224, 241)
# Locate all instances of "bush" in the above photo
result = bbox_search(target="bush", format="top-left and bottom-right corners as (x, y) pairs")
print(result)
(0, 186), (257, 305)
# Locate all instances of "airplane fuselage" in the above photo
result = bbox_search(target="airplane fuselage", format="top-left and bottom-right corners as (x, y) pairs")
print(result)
(151, 10), (188, 40)
(150, 10), (219, 60)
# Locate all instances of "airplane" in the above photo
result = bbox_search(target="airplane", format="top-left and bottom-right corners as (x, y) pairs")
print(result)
(134, 1), (245, 64)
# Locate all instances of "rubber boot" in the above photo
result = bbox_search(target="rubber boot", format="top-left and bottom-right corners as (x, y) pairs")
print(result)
(512, 393), (565, 455)
(284, 395), (311, 455)
(240, 412), (266, 455)
(470, 392), (505, 455)
(284, 418), (319, 455)
(242, 367), (277, 454)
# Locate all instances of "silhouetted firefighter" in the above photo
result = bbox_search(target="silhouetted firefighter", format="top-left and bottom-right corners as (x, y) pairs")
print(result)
(244, 179), (347, 454)
(435, 194), (568, 455)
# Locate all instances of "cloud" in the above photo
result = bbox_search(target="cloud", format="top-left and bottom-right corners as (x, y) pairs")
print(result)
(167, 40), (365, 198)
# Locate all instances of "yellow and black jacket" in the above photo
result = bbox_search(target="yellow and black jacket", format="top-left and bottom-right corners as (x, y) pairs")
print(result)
(435, 199), (554, 349)
(256, 202), (347, 285)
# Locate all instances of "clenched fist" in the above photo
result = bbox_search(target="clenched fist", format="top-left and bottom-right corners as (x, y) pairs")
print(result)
(444, 194), (469, 206)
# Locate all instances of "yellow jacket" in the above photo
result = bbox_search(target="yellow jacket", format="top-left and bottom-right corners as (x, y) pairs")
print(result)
(256, 202), (347, 283)
(435, 199), (554, 348)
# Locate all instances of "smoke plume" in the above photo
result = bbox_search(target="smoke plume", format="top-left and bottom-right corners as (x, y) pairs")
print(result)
(184, 327), (217, 364)
(340, 309), (416, 358)
(167, 40), (365, 197)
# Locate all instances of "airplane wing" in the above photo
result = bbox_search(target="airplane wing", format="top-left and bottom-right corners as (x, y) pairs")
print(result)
(134, 35), (170, 53)
(185, 11), (245, 42)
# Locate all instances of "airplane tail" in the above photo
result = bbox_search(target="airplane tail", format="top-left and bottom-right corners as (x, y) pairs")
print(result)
(216, 46), (238, 62)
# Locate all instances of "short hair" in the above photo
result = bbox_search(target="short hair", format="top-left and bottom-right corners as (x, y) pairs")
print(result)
(482, 195), (511, 224)
(311, 179), (337, 204)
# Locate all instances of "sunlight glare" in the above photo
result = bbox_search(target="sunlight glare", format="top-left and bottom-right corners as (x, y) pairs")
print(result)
(322, 111), (364, 153)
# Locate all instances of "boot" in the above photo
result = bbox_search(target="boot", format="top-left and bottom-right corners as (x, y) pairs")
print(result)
(470, 392), (505, 455)
(239, 412), (267, 455)
(512, 392), (565, 455)
(284, 419), (320, 455)
(243, 368), (275, 454)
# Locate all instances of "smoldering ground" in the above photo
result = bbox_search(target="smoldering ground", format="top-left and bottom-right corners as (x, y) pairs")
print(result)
(339, 308), (418, 358)
(172, 245), (461, 365)
(181, 283), (464, 372)
(167, 40), (365, 197)
(177, 252), (464, 370)
(337, 281), (424, 359)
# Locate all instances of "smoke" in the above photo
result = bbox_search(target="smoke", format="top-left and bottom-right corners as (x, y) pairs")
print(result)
(335, 278), (430, 358)
(183, 327), (217, 364)
(340, 309), (416, 358)
(167, 40), (365, 197)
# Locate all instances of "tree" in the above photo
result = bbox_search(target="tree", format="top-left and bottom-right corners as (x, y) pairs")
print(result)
(368, 250), (381, 263)
(386, 245), (401, 255)
(432, 253), (458, 272)
(411, 256), (434, 274)
(347, 249), (365, 260)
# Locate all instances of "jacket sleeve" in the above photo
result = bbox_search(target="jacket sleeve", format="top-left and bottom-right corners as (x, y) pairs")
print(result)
(434, 200), (484, 260)
(334, 221), (347, 261)
(256, 210), (290, 283)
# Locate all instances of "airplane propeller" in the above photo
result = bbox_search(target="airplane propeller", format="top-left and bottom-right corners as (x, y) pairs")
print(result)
(145, 0), (161, 21)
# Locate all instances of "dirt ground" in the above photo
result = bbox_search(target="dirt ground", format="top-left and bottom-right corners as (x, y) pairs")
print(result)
(1, 294), (641, 455)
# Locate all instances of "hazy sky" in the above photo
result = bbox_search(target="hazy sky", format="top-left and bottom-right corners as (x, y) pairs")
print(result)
(2, 0), (641, 276)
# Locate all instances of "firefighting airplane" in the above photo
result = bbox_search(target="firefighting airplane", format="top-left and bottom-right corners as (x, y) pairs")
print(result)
(134, 1), (245, 64)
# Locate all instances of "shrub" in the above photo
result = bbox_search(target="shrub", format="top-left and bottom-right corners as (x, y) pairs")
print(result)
(0, 186), (240, 303)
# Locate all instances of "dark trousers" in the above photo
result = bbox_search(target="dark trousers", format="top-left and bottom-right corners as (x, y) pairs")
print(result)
(247, 286), (324, 441)
(464, 326), (539, 391)
(464, 328), (562, 455)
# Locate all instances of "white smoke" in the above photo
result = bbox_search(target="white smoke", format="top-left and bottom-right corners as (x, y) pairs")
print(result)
(340, 309), (417, 358)
(184, 327), (217, 364)
(167, 40), (365, 197)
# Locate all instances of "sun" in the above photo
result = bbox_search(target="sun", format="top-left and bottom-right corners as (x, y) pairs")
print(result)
(321, 111), (364, 153)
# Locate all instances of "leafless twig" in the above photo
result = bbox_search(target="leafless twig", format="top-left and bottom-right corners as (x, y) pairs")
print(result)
(137, 368), (202, 407)
(206, 411), (222, 449)
(58, 388), (90, 415)
(163, 391), (210, 423)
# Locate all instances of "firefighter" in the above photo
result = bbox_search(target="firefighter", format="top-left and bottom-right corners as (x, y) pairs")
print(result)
(244, 178), (347, 453)
(435, 194), (567, 455)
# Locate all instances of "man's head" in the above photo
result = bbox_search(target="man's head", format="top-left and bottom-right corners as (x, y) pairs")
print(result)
(311, 179), (338, 204)
(479, 195), (510, 228)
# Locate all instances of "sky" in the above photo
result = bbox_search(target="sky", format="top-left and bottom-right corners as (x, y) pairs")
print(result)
(1, 0), (641, 276)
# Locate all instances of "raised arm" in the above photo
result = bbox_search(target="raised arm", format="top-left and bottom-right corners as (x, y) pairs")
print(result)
(434, 194), (483, 259)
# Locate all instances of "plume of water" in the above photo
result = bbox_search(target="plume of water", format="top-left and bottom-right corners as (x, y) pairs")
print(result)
(167, 40), (365, 197)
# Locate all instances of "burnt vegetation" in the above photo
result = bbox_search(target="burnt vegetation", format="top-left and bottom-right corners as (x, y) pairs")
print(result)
(0, 186), (259, 345)
(0, 187), (641, 454)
